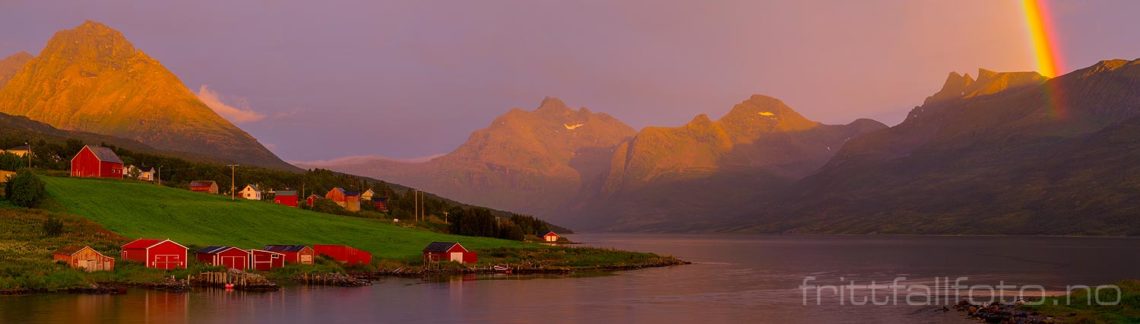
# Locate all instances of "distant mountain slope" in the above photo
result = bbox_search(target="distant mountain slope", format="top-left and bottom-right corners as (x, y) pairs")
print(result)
(567, 95), (887, 230)
(603, 95), (885, 194)
(0, 111), (154, 152)
(305, 97), (636, 217)
(734, 59), (1140, 235)
(0, 51), (33, 87)
(311, 95), (888, 231)
(0, 21), (294, 170)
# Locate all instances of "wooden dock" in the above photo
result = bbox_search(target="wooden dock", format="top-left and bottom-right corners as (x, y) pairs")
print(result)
(190, 270), (278, 291)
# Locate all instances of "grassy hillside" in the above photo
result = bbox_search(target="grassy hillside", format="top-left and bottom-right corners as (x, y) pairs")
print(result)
(41, 176), (529, 262)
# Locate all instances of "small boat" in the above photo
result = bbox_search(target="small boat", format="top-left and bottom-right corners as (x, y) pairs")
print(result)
(492, 265), (511, 273)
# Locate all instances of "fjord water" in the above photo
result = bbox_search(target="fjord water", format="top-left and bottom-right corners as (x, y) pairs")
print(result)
(3, 234), (1138, 324)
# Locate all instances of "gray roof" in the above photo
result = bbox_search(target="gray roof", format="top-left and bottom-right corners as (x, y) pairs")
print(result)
(197, 245), (240, 254)
(86, 146), (123, 164)
(276, 191), (297, 196)
(423, 242), (460, 253)
(264, 245), (308, 252)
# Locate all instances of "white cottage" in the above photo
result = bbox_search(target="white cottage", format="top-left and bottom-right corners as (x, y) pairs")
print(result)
(239, 184), (263, 200)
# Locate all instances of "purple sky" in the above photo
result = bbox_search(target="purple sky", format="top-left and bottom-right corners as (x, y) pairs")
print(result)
(1, 1), (1138, 161)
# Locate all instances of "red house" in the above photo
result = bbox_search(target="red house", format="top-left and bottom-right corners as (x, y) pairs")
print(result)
(313, 244), (372, 266)
(70, 145), (124, 179)
(543, 231), (560, 242)
(196, 246), (249, 271)
(249, 249), (286, 271)
(372, 197), (390, 212)
(305, 194), (321, 207)
(325, 188), (361, 212)
(121, 238), (188, 270)
(422, 242), (477, 264)
(264, 245), (316, 265)
(273, 190), (298, 208)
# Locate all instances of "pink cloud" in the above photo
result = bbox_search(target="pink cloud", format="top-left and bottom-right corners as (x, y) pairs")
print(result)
(196, 85), (265, 123)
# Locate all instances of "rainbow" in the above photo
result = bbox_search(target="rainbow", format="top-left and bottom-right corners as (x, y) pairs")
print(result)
(1022, 0), (1067, 119)
(1022, 0), (1063, 78)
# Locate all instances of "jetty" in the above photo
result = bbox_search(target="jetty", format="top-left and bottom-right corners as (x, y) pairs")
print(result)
(190, 270), (278, 291)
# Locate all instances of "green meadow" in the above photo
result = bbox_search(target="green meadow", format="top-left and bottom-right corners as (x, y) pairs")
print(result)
(40, 176), (530, 262)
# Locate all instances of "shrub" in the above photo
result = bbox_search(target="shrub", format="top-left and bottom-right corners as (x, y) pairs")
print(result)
(0, 152), (23, 171)
(310, 197), (352, 216)
(43, 217), (64, 237)
(5, 170), (46, 208)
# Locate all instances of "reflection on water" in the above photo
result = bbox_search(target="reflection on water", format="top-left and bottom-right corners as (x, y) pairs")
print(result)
(2, 234), (1138, 323)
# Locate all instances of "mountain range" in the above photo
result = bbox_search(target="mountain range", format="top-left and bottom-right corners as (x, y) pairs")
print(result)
(309, 95), (888, 230)
(313, 58), (1140, 235)
(733, 59), (1140, 235)
(306, 97), (637, 219)
(0, 21), (293, 170)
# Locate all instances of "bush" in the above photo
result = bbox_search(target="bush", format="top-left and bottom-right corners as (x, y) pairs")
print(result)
(43, 217), (64, 237)
(5, 170), (46, 208)
(0, 152), (23, 171)
(310, 197), (352, 216)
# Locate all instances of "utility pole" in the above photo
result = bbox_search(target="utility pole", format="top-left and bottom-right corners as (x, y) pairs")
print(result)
(156, 166), (162, 185)
(227, 164), (239, 201)
(25, 141), (31, 169)
(413, 189), (419, 222)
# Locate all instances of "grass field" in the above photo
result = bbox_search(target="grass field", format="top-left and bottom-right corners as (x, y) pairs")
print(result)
(1029, 280), (1140, 323)
(41, 176), (530, 262)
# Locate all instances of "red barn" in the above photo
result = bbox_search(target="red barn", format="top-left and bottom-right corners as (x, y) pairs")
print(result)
(196, 246), (249, 271)
(263, 245), (316, 265)
(70, 145), (124, 179)
(422, 242), (477, 264)
(190, 180), (219, 194)
(121, 238), (188, 270)
(273, 190), (298, 207)
(249, 249), (286, 271)
(313, 244), (372, 266)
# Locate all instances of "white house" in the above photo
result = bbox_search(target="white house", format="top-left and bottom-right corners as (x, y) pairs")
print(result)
(239, 184), (263, 200)
(126, 165), (157, 182)
(3, 145), (30, 158)
(138, 167), (156, 182)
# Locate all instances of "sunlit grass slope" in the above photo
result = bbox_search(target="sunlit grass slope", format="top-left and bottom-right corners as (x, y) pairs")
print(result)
(41, 176), (529, 261)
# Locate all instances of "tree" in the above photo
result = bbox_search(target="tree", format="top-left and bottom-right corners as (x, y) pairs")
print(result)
(498, 221), (525, 241)
(5, 170), (46, 208)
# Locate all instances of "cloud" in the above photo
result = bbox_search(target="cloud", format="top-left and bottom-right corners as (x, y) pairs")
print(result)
(290, 153), (446, 166)
(196, 85), (266, 123)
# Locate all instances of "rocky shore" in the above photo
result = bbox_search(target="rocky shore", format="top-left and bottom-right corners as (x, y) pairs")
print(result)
(953, 300), (1057, 323)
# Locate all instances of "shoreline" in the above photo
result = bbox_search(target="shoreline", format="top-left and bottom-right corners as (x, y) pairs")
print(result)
(579, 231), (1140, 240)
(0, 257), (689, 296)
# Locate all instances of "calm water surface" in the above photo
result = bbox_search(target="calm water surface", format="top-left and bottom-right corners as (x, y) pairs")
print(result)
(3, 234), (1138, 323)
